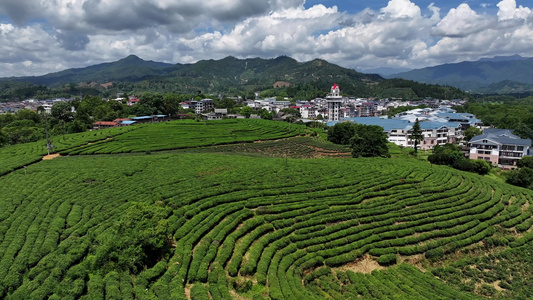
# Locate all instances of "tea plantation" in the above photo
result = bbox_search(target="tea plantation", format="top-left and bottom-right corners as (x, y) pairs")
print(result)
(1, 119), (533, 299)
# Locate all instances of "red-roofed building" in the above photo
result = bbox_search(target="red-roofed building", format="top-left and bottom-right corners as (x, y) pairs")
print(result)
(127, 97), (140, 106)
(93, 121), (118, 129)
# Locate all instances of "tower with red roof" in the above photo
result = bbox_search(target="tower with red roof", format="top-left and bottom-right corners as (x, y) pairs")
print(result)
(327, 83), (343, 121)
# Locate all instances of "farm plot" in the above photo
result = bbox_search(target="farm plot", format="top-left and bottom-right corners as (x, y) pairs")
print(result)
(0, 153), (532, 299)
(62, 119), (308, 155)
(0, 126), (135, 175)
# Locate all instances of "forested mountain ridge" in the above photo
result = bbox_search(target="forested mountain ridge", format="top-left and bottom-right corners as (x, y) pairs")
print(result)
(0, 55), (468, 100)
(0, 55), (380, 90)
(2, 55), (175, 88)
(390, 55), (533, 93)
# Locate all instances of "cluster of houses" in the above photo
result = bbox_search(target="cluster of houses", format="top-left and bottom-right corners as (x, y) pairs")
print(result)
(3, 84), (532, 169)
(329, 108), (532, 169)
(92, 115), (170, 129)
(320, 84), (532, 169)
(328, 108), (481, 150)
(0, 98), (73, 114)
(241, 93), (465, 122)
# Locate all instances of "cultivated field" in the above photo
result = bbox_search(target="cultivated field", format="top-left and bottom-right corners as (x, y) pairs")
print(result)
(1, 120), (533, 299)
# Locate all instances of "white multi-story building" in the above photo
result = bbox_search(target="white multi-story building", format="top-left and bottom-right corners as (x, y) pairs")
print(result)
(469, 129), (531, 168)
(300, 105), (317, 119)
(327, 83), (343, 122)
(195, 99), (215, 114)
(327, 116), (464, 150)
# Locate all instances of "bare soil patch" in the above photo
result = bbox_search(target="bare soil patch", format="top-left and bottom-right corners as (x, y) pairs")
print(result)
(229, 290), (249, 300)
(492, 280), (505, 292)
(42, 153), (61, 160)
(337, 255), (384, 274)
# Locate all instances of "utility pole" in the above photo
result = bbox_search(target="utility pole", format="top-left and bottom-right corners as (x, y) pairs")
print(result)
(43, 113), (53, 155)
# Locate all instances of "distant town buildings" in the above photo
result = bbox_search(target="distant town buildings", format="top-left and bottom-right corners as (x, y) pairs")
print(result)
(327, 107), (482, 150)
(0, 98), (72, 115)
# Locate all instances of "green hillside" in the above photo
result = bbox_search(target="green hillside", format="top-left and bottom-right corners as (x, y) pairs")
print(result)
(0, 55), (470, 100)
(390, 56), (533, 93)
(7, 55), (174, 88)
(1, 120), (533, 299)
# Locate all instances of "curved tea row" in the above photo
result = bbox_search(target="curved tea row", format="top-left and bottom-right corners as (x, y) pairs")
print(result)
(0, 153), (531, 299)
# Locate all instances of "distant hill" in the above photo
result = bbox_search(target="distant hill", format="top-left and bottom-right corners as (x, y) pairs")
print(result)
(2, 55), (175, 88)
(161, 56), (386, 95)
(0, 55), (381, 91)
(389, 55), (533, 93)
(0, 55), (469, 100)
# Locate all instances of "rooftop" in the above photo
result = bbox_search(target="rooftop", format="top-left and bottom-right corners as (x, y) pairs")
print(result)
(470, 129), (532, 146)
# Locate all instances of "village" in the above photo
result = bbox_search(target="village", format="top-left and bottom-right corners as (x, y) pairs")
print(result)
(1, 83), (530, 170)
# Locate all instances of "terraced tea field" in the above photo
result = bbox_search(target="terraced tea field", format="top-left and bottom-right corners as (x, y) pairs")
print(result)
(61, 119), (308, 155)
(1, 141), (533, 299)
(0, 126), (135, 176)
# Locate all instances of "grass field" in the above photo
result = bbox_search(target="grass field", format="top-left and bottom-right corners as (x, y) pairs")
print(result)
(1, 120), (533, 299)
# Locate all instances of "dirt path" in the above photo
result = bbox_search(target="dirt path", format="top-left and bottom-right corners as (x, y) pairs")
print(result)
(42, 153), (61, 160)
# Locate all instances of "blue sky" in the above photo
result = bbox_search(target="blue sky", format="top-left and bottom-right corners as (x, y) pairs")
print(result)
(0, 0), (531, 77)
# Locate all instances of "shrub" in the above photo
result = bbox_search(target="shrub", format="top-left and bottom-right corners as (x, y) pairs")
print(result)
(517, 156), (533, 169)
(377, 254), (398, 266)
(232, 278), (252, 293)
(453, 158), (490, 175)
(506, 167), (533, 188)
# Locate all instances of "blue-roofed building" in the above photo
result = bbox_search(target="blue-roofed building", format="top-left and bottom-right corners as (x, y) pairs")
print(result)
(328, 117), (463, 150)
(469, 129), (532, 168)
(434, 112), (482, 127)
(392, 108), (482, 129)
(120, 121), (136, 126)
(129, 115), (168, 123)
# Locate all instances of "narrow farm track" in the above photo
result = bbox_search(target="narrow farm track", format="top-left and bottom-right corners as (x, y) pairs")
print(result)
(1, 152), (533, 299)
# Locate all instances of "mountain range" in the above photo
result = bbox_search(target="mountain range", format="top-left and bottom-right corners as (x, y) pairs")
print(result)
(1, 55), (381, 92)
(0, 56), (467, 101)
(389, 55), (533, 93)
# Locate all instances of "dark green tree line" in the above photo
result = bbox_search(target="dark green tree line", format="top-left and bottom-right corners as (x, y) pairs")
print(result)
(327, 122), (390, 158)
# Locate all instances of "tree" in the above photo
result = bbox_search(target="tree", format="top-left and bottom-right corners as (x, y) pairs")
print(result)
(162, 93), (181, 117)
(327, 122), (357, 145)
(429, 143), (490, 175)
(350, 124), (390, 158)
(517, 156), (533, 169)
(280, 108), (301, 118)
(240, 106), (255, 118)
(453, 159), (491, 175)
(463, 126), (482, 142)
(428, 144), (464, 165)
(51, 101), (73, 123)
(513, 123), (533, 140)
(15, 109), (41, 124)
(258, 108), (273, 120)
(140, 93), (164, 114)
(409, 118), (424, 154)
(506, 167), (533, 189)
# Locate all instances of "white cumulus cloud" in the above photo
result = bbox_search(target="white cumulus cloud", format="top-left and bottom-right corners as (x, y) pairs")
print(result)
(1, 0), (533, 77)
